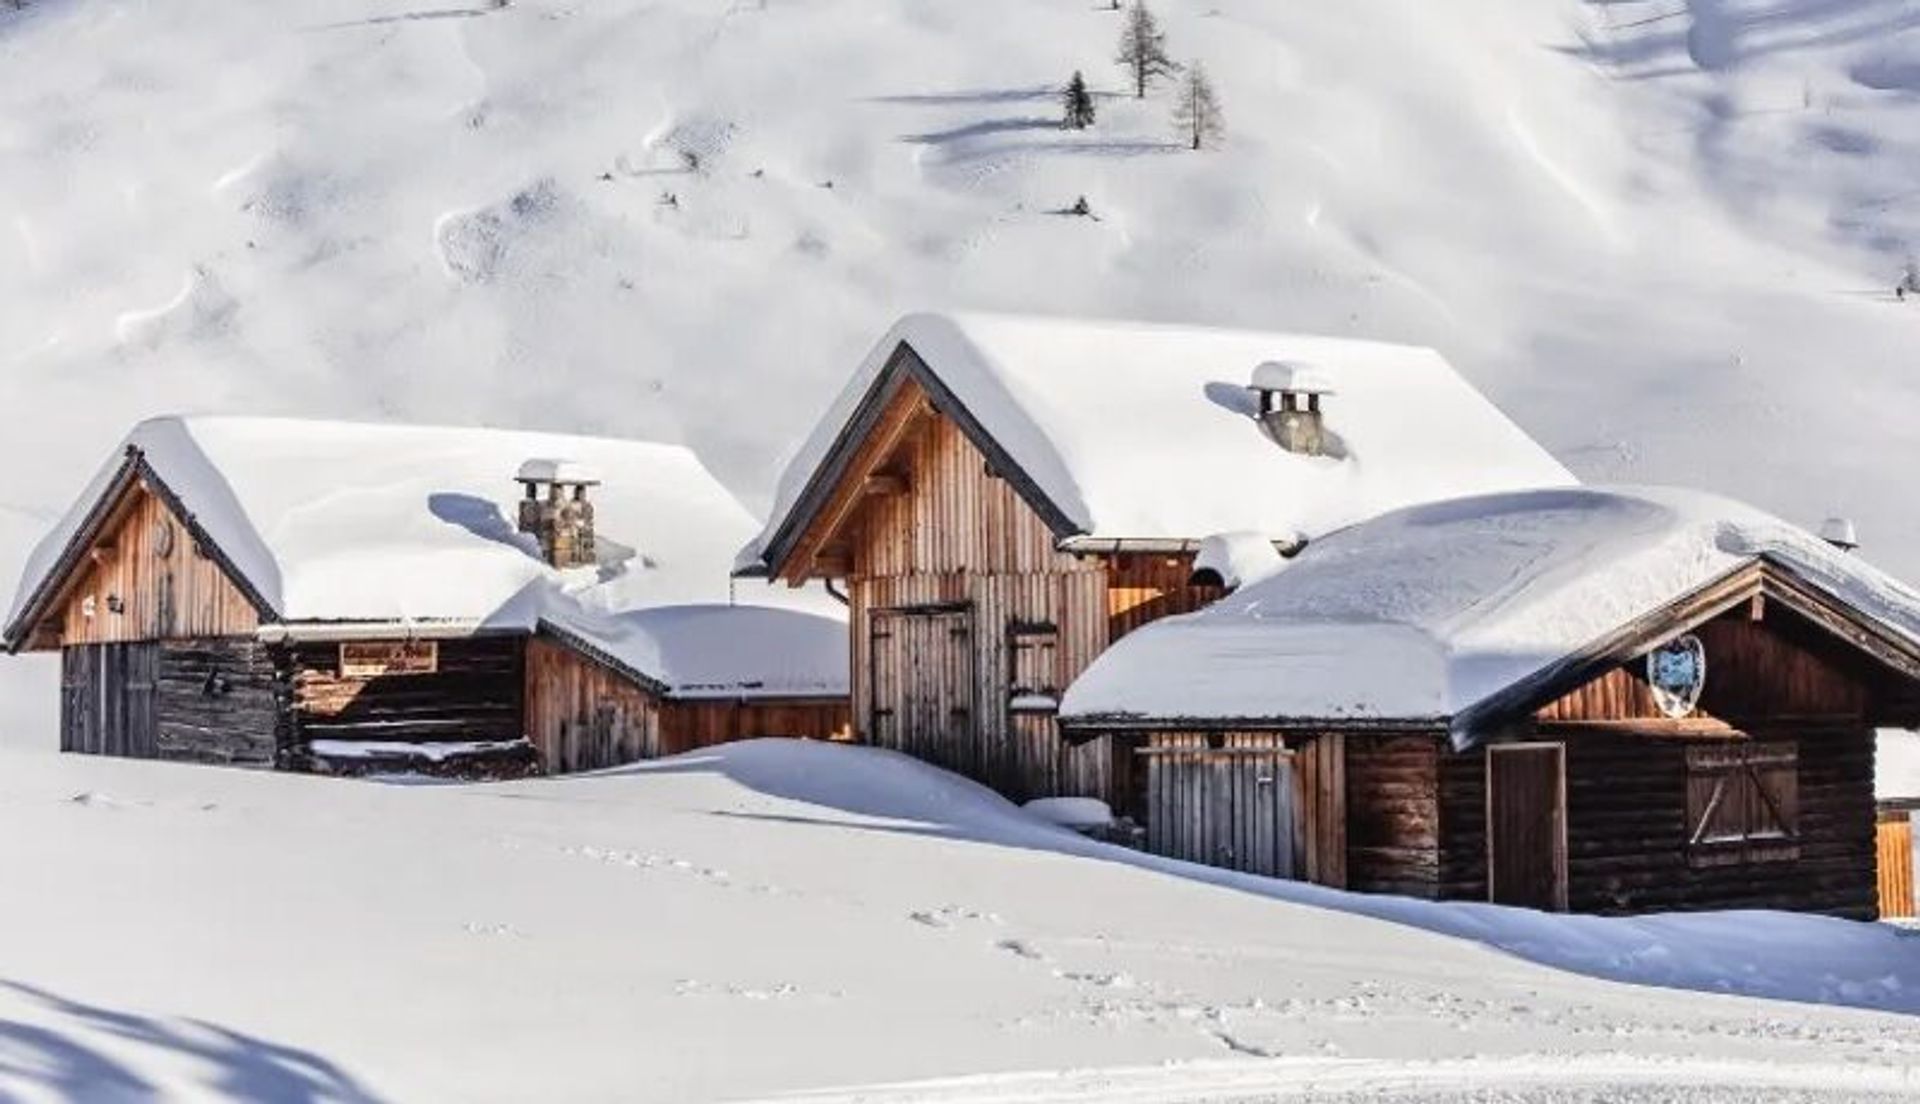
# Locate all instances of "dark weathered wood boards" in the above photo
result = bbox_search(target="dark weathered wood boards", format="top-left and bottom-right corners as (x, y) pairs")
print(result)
(1485, 744), (1567, 911)
(1076, 592), (1905, 918)
(61, 639), (279, 765)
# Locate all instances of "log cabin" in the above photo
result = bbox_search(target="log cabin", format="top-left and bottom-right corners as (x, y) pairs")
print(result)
(3, 416), (849, 776)
(735, 312), (1573, 809)
(1058, 487), (1920, 918)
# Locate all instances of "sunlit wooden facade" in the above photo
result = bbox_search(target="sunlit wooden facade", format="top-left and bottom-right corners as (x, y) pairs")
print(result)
(752, 345), (1228, 808)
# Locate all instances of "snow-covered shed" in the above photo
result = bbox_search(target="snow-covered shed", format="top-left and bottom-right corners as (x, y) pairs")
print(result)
(736, 311), (1572, 808)
(3, 416), (849, 776)
(1058, 487), (1920, 918)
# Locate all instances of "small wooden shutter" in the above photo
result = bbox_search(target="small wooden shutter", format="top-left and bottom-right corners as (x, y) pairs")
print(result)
(1686, 741), (1798, 866)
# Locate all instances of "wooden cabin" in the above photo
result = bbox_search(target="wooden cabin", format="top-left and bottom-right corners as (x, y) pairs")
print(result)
(737, 312), (1574, 808)
(3, 416), (849, 776)
(1059, 487), (1920, 918)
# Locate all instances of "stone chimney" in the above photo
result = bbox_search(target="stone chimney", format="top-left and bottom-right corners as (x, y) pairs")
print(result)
(516, 459), (602, 568)
(1247, 361), (1335, 457)
(1819, 516), (1859, 552)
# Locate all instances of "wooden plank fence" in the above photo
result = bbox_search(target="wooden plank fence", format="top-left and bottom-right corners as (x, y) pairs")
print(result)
(1878, 813), (1914, 919)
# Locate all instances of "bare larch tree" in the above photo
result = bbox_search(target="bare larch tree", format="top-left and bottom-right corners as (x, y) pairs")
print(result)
(1173, 62), (1224, 150)
(1115, 2), (1179, 99)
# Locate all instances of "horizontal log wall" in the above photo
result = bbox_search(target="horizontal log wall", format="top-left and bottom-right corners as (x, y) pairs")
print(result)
(1461, 727), (1877, 917)
(1343, 733), (1447, 898)
(154, 638), (280, 766)
(285, 635), (524, 749)
(57, 485), (259, 646)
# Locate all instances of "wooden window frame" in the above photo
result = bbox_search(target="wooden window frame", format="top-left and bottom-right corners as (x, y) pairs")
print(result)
(1685, 740), (1800, 868)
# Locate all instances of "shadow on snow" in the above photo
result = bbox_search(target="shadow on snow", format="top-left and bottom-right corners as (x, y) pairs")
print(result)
(0, 981), (386, 1102)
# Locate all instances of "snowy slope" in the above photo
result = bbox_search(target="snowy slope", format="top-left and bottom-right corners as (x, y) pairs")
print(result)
(5, 0), (1920, 744)
(0, 740), (1916, 1103)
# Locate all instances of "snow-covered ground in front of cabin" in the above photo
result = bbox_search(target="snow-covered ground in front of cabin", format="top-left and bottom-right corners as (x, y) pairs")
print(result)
(7, 0), (1920, 746)
(0, 739), (1916, 1103)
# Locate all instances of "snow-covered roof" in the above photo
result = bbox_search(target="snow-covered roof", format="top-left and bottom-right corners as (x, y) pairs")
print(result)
(741, 312), (1573, 573)
(541, 603), (848, 700)
(1059, 487), (1920, 743)
(4, 418), (847, 701)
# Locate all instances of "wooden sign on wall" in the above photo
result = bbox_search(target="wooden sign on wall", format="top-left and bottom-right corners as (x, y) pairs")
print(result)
(340, 640), (439, 679)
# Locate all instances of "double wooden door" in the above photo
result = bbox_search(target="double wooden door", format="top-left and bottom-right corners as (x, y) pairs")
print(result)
(869, 606), (978, 779)
(1145, 737), (1298, 879)
(61, 642), (160, 758)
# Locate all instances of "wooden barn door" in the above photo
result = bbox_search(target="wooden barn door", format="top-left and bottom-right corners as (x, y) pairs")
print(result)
(869, 606), (977, 778)
(1486, 743), (1568, 911)
(60, 643), (159, 759)
(1145, 736), (1297, 878)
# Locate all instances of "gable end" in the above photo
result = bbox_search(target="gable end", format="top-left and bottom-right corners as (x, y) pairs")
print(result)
(4, 449), (276, 651)
(753, 342), (1083, 582)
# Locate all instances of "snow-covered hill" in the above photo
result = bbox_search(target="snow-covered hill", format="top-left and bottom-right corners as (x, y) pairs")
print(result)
(1, 740), (1916, 1102)
(4, 0), (1920, 739)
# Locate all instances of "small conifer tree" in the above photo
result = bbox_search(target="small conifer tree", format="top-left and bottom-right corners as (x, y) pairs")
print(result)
(1062, 71), (1096, 130)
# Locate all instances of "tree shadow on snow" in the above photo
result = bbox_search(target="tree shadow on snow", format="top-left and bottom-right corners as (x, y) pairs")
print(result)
(622, 741), (1920, 1019)
(0, 981), (387, 1102)
(1564, 0), (1920, 80)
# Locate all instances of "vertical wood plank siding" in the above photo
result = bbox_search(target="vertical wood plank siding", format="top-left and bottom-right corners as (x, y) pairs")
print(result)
(524, 637), (662, 773)
(1878, 814), (1915, 919)
(57, 485), (260, 645)
(846, 400), (1219, 807)
(1141, 732), (1346, 881)
(525, 639), (853, 773)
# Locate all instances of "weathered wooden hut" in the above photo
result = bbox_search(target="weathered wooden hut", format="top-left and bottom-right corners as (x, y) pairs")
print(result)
(735, 312), (1573, 808)
(1059, 487), (1920, 918)
(3, 416), (848, 776)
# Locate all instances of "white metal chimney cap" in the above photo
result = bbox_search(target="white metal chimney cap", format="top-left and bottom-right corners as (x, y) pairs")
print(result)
(1249, 360), (1335, 395)
(1819, 516), (1859, 549)
(516, 458), (603, 485)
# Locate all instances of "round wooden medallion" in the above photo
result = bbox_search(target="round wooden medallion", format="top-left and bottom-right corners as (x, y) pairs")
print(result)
(152, 520), (176, 559)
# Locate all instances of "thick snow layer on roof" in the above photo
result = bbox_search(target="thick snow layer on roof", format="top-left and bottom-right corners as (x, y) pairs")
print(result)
(7, 416), (778, 630)
(742, 312), (1573, 569)
(544, 603), (848, 700)
(1061, 487), (1920, 732)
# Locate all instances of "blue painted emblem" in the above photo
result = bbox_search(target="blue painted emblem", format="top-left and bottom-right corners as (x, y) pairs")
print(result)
(1647, 634), (1707, 718)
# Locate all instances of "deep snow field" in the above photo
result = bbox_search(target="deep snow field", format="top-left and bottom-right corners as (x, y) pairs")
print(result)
(0, 739), (1917, 1103)
(5, 0), (1920, 736)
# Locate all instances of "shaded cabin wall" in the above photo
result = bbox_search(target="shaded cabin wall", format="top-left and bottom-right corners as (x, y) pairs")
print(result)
(660, 698), (852, 756)
(283, 636), (525, 759)
(524, 639), (854, 774)
(1343, 734), (1448, 898)
(525, 637), (661, 773)
(60, 639), (279, 765)
(846, 407), (1219, 806)
(1449, 608), (1883, 917)
(55, 485), (259, 646)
